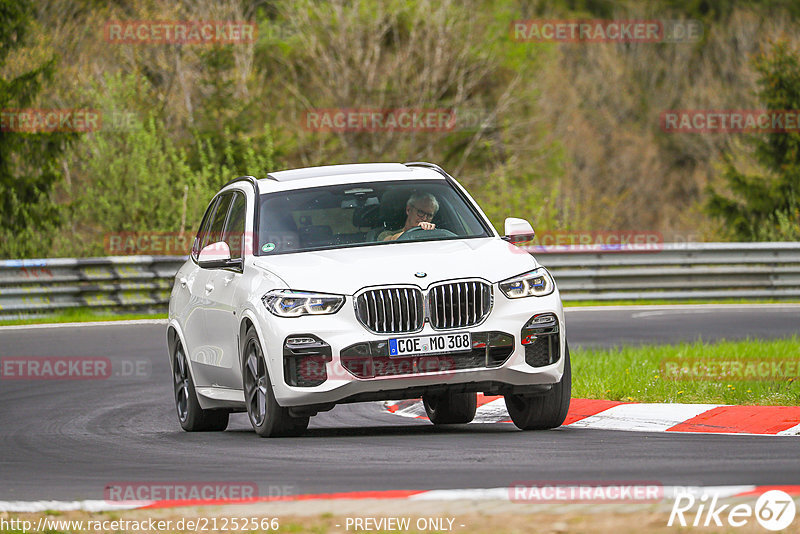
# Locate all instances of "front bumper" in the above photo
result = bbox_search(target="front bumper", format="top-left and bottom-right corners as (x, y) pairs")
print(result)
(255, 288), (566, 407)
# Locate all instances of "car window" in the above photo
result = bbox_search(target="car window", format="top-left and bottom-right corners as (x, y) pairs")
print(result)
(222, 191), (247, 260)
(203, 192), (234, 252)
(192, 196), (220, 260)
(257, 179), (491, 255)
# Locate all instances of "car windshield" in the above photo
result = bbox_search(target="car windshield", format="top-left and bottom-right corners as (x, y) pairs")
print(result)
(257, 179), (491, 255)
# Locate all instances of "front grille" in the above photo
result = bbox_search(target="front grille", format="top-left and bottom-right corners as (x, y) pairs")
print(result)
(429, 281), (492, 330)
(355, 287), (424, 334)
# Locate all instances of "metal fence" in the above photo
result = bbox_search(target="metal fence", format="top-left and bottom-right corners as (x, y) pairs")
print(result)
(0, 256), (185, 320)
(535, 242), (800, 301)
(1, 242), (799, 320)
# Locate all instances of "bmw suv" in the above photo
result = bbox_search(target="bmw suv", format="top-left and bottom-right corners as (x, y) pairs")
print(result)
(168, 162), (570, 437)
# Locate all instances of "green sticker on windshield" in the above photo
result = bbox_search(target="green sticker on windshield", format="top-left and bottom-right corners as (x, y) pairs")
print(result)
(261, 243), (276, 253)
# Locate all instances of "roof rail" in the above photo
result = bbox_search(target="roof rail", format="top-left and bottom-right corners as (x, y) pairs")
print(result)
(403, 161), (450, 179)
(223, 175), (261, 192)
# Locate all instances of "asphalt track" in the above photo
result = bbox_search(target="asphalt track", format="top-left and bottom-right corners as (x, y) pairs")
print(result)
(0, 305), (798, 501)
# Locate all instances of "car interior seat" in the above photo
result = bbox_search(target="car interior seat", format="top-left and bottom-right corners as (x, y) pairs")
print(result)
(364, 188), (415, 242)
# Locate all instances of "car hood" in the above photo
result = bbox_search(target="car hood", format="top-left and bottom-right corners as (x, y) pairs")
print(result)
(252, 237), (539, 295)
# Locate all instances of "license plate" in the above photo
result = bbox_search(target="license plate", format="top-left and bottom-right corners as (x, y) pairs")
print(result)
(389, 332), (472, 357)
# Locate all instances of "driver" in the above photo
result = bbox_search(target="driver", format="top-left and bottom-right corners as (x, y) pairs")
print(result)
(379, 192), (439, 241)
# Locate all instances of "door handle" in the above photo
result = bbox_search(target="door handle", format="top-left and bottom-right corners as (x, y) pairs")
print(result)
(179, 277), (188, 288)
(205, 282), (214, 293)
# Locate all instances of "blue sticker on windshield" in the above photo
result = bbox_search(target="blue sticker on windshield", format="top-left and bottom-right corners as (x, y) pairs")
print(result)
(262, 243), (276, 253)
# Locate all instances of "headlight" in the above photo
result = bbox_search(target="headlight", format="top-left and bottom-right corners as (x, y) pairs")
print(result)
(498, 268), (555, 298)
(263, 290), (345, 317)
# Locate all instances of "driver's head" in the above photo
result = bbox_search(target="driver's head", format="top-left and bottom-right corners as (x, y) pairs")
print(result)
(405, 193), (439, 227)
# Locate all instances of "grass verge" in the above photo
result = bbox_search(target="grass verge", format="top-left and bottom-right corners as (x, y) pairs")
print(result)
(0, 308), (167, 326)
(571, 337), (800, 405)
(0, 506), (765, 534)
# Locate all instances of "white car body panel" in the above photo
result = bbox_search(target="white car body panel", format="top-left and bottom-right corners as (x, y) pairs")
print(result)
(252, 238), (539, 295)
(168, 163), (567, 414)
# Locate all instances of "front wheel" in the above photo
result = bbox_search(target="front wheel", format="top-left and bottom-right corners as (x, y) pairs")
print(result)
(422, 391), (477, 424)
(173, 343), (229, 431)
(242, 327), (309, 437)
(504, 344), (572, 430)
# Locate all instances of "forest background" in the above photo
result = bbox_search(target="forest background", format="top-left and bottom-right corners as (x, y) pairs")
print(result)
(1, 0), (799, 258)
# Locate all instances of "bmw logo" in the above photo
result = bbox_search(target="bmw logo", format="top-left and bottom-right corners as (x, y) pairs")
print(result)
(414, 272), (427, 278)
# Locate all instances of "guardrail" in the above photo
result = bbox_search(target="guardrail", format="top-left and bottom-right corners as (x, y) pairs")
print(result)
(0, 256), (185, 320)
(1, 242), (799, 320)
(533, 241), (800, 301)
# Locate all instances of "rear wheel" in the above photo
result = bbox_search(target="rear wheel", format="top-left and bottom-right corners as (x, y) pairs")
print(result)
(422, 391), (478, 424)
(242, 327), (309, 437)
(173, 343), (229, 431)
(504, 344), (572, 430)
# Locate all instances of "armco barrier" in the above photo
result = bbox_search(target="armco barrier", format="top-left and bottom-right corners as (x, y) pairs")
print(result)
(0, 243), (798, 319)
(533, 241), (800, 301)
(0, 256), (186, 320)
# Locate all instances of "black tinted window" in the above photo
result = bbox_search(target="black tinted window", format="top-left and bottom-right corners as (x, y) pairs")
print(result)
(192, 197), (220, 259)
(257, 179), (490, 255)
(223, 192), (247, 260)
(203, 193), (233, 251)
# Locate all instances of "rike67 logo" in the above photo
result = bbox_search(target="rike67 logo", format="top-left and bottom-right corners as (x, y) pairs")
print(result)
(669, 489), (796, 531)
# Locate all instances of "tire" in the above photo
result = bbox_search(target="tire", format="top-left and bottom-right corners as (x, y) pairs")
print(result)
(173, 343), (229, 431)
(242, 327), (309, 437)
(422, 391), (478, 424)
(504, 344), (572, 430)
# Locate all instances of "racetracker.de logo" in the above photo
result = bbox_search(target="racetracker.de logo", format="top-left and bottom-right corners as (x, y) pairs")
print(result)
(661, 110), (800, 133)
(524, 230), (664, 253)
(1, 357), (111, 380)
(510, 481), (664, 502)
(0, 109), (101, 132)
(105, 231), (195, 256)
(510, 19), (702, 43)
(104, 231), (256, 256)
(104, 481), (258, 502)
(302, 108), (457, 132)
(661, 358), (800, 381)
(0, 357), (151, 380)
(104, 21), (257, 45)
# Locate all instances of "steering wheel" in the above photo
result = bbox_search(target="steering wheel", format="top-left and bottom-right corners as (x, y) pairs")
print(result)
(396, 226), (457, 241)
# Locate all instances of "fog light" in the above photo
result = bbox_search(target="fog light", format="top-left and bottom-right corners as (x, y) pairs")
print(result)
(527, 313), (558, 327)
(521, 313), (560, 367)
(283, 334), (332, 387)
(287, 337), (317, 346)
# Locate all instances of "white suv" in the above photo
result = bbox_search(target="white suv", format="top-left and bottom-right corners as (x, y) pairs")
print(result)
(168, 162), (570, 437)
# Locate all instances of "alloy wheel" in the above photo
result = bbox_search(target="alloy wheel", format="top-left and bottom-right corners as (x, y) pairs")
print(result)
(173, 347), (190, 422)
(244, 340), (268, 427)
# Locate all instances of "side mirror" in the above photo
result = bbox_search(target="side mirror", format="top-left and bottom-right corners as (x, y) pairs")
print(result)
(502, 217), (536, 244)
(198, 241), (240, 269)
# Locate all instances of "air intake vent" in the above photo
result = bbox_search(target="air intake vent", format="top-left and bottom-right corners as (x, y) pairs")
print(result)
(429, 281), (492, 330)
(355, 287), (424, 334)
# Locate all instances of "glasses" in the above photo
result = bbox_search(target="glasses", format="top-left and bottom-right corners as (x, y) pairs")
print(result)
(411, 204), (435, 220)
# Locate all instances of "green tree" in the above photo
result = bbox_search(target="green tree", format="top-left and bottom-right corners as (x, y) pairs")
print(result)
(69, 73), (275, 257)
(707, 40), (800, 241)
(0, 0), (75, 257)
